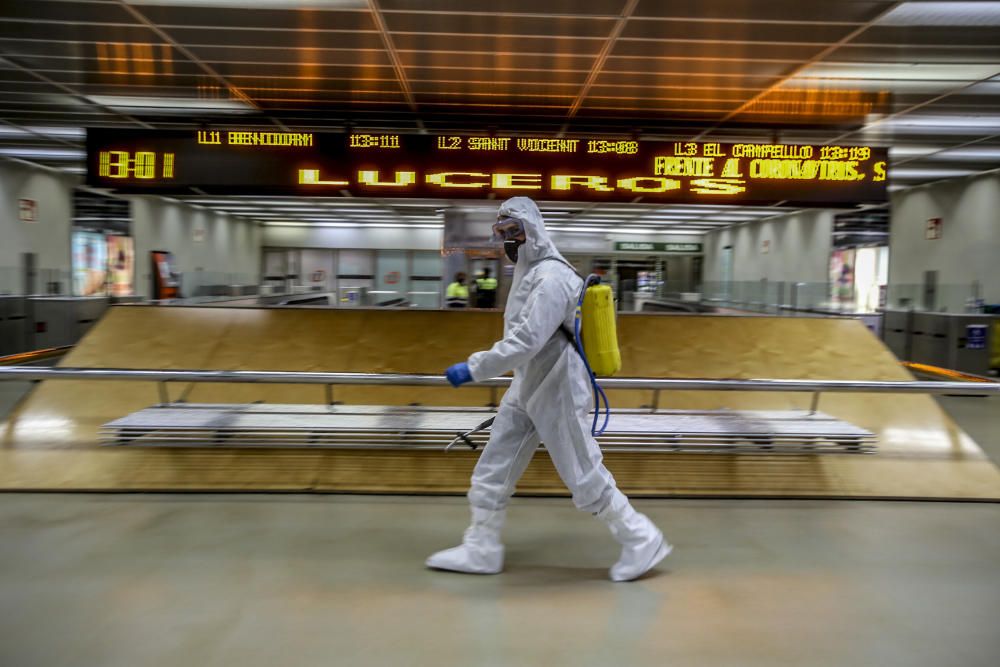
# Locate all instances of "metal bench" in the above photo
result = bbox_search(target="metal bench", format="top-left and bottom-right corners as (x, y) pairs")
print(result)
(100, 403), (876, 454)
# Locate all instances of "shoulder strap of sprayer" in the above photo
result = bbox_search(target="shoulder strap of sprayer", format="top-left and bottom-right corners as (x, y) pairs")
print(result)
(537, 256), (583, 348)
(536, 259), (611, 437)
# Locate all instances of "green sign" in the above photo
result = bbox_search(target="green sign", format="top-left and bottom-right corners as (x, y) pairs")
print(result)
(614, 242), (703, 253)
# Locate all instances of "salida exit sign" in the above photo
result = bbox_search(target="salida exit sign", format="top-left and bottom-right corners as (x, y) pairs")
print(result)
(615, 241), (703, 253)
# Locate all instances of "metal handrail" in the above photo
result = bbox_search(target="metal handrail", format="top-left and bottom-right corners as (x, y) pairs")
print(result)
(0, 367), (996, 395)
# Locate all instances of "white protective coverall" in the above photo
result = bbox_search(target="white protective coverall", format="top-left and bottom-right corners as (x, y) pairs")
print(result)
(426, 197), (671, 581)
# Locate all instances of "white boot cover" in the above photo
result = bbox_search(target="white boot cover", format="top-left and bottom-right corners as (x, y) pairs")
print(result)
(597, 491), (671, 582)
(425, 507), (505, 574)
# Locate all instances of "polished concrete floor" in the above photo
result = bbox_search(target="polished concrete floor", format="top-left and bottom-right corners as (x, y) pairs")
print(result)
(0, 379), (32, 422)
(937, 394), (1000, 463)
(1, 379), (998, 665)
(1, 493), (999, 667)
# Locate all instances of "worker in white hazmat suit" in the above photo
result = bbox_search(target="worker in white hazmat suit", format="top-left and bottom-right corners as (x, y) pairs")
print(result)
(427, 196), (671, 582)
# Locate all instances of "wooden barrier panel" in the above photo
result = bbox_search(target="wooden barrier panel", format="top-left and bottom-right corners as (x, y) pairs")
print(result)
(1, 305), (998, 499)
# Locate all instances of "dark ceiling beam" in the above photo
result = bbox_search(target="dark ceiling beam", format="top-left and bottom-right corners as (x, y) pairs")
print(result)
(116, 0), (290, 131)
(0, 52), (153, 129)
(565, 0), (640, 121)
(691, 2), (906, 141)
(0, 118), (84, 149)
(828, 69), (1000, 148)
(366, 0), (423, 133)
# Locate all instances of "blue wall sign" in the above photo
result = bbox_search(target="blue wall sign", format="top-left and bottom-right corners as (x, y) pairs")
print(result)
(965, 324), (987, 350)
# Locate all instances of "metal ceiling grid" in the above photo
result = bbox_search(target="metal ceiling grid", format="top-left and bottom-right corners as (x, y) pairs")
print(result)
(0, 0), (998, 232)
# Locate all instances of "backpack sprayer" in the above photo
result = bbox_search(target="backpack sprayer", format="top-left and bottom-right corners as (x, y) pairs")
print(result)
(574, 274), (621, 436)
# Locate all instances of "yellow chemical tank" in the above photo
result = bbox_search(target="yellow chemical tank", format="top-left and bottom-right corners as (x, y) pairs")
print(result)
(581, 283), (621, 376)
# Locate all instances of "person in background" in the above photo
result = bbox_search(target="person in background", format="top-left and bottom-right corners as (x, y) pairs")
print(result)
(446, 272), (469, 308)
(475, 267), (498, 309)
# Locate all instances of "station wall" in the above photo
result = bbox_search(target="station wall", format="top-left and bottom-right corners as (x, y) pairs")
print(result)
(0, 161), (76, 289)
(129, 196), (261, 298)
(702, 209), (834, 285)
(889, 171), (1000, 304)
(0, 160), (261, 298)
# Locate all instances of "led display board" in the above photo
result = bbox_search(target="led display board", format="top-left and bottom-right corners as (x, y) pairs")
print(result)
(86, 129), (888, 206)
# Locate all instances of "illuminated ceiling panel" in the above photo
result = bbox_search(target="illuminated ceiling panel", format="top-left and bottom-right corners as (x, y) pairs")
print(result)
(877, 2), (1000, 27)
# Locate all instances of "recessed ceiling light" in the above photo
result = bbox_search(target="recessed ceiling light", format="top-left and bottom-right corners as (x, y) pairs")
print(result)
(0, 125), (86, 139)
(889, 145), (947, 159)
(551, 226), (704, 236)
(781, 79), (954, 94)
(0, 147), (84, 160)
(637, 215), (705, 221)
(797, 63), (998, 81)
(656, 207), (732, 214)
(878, 2), (1000, 27)
(265, 221), (442, 229)
(686, 215), (755, 222)
(735, 210), (784, 217)
(867, 115), (1000, 134)
(890, 167), (978, 179)
(86, 95), (256, 115)
(891, 114), (1000, 128)
(928, 147), (1000, 161)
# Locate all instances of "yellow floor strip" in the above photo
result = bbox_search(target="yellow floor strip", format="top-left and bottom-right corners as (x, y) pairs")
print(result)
(902, 361), (997, 384)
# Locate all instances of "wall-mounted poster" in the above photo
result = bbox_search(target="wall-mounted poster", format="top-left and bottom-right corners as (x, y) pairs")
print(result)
(829, 249), (856, 305)
(72, 230), (107, 296)
(18, 199), (37, 222)
(926, 218), (942, 240)
(106, 235), (135, 296)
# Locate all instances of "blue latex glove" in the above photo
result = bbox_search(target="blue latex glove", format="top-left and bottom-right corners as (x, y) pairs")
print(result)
(445, 362), (473, 387)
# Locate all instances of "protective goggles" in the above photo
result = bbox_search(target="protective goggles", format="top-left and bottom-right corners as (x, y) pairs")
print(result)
(492, 216), (525, 242)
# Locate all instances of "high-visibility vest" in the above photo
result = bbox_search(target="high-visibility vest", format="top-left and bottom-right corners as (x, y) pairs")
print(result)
(476, 277), (498, 291)
(446, 282), (469, 306)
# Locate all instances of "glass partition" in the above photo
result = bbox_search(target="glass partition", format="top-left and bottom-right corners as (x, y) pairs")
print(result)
(372, 250), (408, 306)
(300, 249), (335, 294)
(409, 251), (442, 308)
(701, 279), (992, 316)
(335, 249), (374, 307)
(187, 271), (259, 298)
(886, 283), (990, 313)
(0, 266), (72, 296)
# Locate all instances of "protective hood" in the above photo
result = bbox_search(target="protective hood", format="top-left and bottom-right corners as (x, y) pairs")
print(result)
(497, 196), (565, 267)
